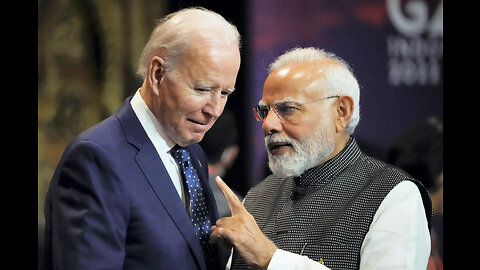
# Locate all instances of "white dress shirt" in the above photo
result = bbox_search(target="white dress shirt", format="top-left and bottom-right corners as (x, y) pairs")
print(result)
(226, 181), (430, 270)
(130, 89), (187, 206)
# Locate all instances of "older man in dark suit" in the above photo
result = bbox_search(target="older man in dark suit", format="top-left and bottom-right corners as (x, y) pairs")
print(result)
(44, 7), (241, 270)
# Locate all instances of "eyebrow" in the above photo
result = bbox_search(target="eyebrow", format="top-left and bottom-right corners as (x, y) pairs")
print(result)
(275, 97), (296, 103)
(195, 81), (217, 89)
(258, 97), (295, 106)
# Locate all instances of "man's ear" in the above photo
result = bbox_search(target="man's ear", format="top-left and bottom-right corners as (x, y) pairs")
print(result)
(335, 96), (354, 133)
(148, 56), (166, 96)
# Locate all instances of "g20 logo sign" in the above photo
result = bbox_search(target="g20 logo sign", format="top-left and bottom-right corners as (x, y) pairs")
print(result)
(387, 0), (442, 37)
(386, 0), (443, 86)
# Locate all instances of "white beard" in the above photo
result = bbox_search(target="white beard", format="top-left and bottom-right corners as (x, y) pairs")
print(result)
(265, 123), (335, 178)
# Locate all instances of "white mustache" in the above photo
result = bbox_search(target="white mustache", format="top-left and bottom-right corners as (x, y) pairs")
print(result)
(265, 134), (295, 145)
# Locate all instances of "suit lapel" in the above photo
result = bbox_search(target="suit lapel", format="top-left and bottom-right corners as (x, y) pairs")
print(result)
(116, 97), (206, 270)
(135, 145), (206, 269)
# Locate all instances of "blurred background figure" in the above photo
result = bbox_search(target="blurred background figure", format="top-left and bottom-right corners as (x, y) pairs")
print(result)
(200, 109), (244, 218)
(387, 116), (443, 269)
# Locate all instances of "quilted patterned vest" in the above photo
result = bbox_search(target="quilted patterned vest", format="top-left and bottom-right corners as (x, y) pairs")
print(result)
(230, 138), (432, 270)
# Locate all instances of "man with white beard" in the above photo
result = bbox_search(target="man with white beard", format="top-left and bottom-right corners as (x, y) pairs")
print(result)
(210, 47), (433, 270)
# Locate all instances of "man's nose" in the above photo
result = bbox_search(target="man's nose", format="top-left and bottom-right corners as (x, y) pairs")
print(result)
(203, 93), (225, 118)
(262, 109), (283, 136)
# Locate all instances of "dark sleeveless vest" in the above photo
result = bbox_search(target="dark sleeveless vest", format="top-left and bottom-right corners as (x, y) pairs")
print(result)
(230, 138), (432, 270)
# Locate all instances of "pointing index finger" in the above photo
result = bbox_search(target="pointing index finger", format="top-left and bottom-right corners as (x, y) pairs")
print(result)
(215, 176), (245, 215)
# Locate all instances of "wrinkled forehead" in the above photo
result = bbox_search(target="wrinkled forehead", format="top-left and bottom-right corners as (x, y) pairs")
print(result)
(170, 39), (240, 89)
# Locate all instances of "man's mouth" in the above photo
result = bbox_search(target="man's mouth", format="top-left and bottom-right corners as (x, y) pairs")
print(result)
(188, 118), (208, 126)
(268, 142), (293, 155)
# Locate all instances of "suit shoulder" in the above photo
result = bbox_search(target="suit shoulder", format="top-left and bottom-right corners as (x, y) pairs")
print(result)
(62, 115), (125, 157)
(77, 115), (122, 144)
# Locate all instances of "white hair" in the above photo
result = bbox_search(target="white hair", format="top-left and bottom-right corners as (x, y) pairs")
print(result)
(269, 47), (361, 135)
(136, 7), (241, 79)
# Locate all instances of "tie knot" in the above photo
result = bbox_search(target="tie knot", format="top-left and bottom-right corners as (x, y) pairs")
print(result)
(170, 145), (191, 164)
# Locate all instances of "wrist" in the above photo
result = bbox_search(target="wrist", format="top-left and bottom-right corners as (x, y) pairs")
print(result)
(259, 242), (277, 270)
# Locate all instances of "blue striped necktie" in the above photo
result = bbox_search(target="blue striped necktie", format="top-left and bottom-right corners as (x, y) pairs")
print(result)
(170, 145), (214, 269)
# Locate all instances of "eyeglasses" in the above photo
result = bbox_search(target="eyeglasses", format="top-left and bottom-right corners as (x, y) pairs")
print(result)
(253, 95), (340, 122)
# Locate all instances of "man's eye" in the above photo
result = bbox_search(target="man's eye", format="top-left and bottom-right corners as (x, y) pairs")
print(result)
(276, 104), (298, 115)
(221, 90), (231, 97)
(259, 106), (270, 117)
(195, 88), (209, 92)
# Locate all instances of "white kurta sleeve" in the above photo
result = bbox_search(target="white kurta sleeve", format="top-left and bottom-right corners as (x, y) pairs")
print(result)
(359, 181), (431, 269)
(267, 249), (331, 270)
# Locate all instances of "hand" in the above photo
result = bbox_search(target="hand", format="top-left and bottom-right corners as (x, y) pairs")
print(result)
(210, 176), (277, 270)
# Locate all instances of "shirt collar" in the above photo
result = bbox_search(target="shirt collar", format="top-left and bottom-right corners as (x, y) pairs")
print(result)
(130, 89), (176, 154)
(294, 137), (362, 187)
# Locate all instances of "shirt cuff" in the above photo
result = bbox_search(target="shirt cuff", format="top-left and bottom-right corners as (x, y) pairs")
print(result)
(267, 249), (330, 270)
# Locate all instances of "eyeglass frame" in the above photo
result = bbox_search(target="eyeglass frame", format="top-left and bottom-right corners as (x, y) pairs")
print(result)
(253, 95), (340, 122)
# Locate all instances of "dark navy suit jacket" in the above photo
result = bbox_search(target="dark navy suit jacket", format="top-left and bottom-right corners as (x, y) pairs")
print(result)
(44, 97), (226, 270)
